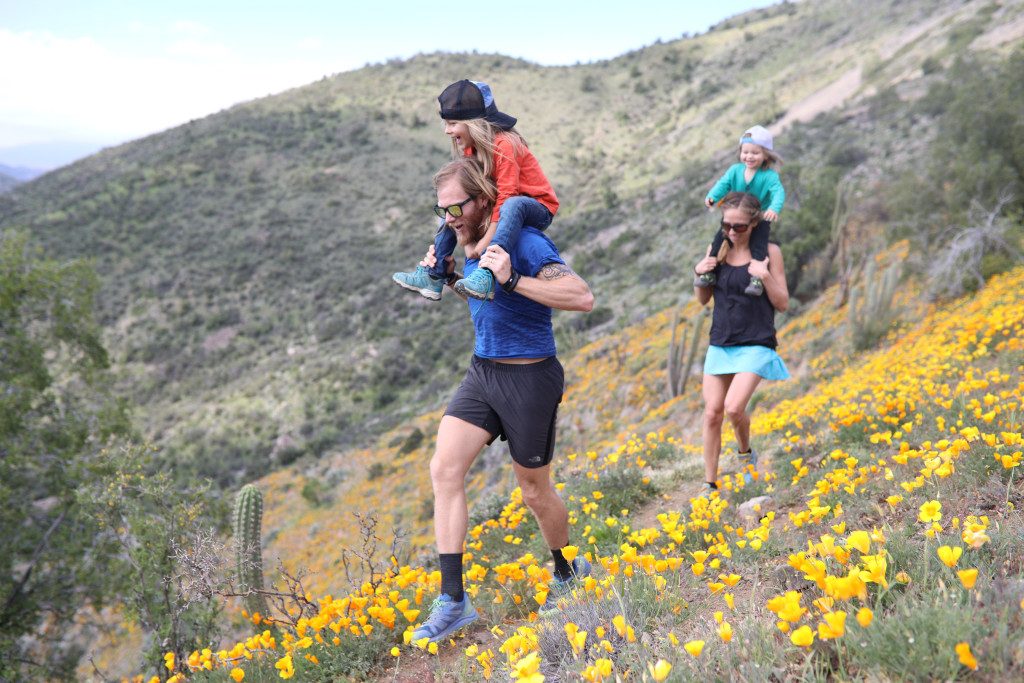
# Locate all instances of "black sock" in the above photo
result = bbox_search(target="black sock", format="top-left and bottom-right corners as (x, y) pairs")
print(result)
(439, 553), (464, 602)
(706, 481), (719, 490)
(551, 547), (573, 580)
(738, 448), (751, 455)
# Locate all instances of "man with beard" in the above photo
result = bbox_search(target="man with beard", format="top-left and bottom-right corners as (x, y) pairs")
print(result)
(409, 157), (595, 643)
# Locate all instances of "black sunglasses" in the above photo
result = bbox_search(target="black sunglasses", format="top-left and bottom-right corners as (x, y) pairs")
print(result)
(721, 219), (756, 233)
(433, 196), (474, 219)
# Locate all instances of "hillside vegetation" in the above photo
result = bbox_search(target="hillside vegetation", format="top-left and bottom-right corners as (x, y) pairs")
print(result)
(2, 0), (1024, 680)
(3, 0), (1020, 492)
(141, 263), (1024, 682)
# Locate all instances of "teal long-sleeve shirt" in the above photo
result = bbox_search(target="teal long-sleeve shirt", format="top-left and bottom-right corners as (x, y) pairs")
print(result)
(706, 163), (785, 214)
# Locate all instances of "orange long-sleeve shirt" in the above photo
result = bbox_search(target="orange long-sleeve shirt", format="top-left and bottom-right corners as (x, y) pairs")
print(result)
(465, 132), (559, 224)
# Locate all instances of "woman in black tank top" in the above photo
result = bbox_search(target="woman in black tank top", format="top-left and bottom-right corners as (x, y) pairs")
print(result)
(691, 192), (791, 495)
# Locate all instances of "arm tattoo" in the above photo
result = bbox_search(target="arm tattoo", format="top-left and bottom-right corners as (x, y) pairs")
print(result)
(538, 263), (577, 281)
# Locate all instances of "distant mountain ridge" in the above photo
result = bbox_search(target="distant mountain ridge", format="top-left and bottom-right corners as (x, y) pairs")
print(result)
(0, 140), (107, 171)
(0, 0), (1020, 489)
(0, 163), (44, 182)
(0, 171), (20, 193)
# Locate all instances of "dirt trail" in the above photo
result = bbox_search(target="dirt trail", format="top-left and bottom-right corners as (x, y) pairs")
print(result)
(774, 67), (862, 132)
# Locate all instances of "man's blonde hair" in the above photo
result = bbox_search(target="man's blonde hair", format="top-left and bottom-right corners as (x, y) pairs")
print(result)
(433, 158), (498, 210)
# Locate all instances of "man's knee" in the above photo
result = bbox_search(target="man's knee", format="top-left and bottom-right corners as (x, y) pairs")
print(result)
(430, 452), (466, 491)
(517, 472), (553, 509)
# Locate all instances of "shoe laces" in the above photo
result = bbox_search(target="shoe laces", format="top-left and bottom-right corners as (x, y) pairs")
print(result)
(473, 267), (495, 305)
(424, 595), (460, 624)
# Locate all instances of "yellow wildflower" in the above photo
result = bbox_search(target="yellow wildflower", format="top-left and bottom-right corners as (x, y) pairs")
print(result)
(647, 660), (672, 681)
(818, 611), (847, 639)
(955, 642), (978, 671)
(274, 654), (294, 679)
(937, 545), (962, 568)
(918, 500), (942, 523)
(790, 625), (815, 648)
(957, 568), (979, 589)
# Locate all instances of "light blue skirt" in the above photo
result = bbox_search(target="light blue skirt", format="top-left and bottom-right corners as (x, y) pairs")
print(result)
(704, 345), (790, 380)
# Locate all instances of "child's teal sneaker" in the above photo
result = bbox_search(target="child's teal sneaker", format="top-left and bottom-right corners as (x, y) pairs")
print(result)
(410, 594), (478, 643)
(693, 271), (716, 288)
(393, 265), (444, 301)
(744, 277), (764, 296)
(454, 268), (495, 301)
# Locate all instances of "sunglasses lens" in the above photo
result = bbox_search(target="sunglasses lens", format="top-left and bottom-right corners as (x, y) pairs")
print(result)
(448, 205), (463, 218)
(721, 221), (751, 232)
(434, 206), (445, 218)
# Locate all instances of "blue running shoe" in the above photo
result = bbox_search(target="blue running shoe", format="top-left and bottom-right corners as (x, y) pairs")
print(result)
(540, 557), (592, 616)
(454, 268), (495, 301)
(393, 265), (444, 301)
(410, 594), (478, 643)
(744, 277), (764, 296)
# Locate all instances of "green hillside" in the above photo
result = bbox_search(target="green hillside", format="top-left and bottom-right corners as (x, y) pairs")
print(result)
(3, 0), (1017, 489)
(4, 0), (1024, 679)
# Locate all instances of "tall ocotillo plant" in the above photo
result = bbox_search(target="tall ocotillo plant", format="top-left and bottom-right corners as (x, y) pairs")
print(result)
(666, 307), (708, 398)
(233, 484), (270, 619)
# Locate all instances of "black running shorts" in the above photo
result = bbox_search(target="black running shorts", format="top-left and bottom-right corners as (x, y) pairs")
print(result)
(444, 355), (564, 468)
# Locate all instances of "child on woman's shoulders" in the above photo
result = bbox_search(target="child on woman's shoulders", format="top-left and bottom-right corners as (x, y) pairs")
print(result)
(696, 125), (785, 297)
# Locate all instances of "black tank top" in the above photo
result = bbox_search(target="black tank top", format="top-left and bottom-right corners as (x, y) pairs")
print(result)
(708, 261), (778, 349)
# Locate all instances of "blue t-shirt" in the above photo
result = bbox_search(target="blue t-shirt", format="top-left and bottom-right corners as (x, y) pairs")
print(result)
(466, 228), (565, 359)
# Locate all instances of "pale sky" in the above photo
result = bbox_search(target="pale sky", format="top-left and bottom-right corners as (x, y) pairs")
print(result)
(0, 0), (778, 168)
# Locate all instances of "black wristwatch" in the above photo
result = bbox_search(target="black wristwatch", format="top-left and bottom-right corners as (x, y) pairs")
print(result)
(501, 268), (521, 293)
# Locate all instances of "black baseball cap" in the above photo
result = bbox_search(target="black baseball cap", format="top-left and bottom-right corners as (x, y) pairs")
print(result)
(437, 79), (517, 130)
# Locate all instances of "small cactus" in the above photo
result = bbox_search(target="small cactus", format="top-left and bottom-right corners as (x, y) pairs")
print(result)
(233, 484), (270, 619)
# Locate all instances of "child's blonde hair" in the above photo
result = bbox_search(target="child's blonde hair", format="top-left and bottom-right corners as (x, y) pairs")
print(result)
(448, 118), (528, 179)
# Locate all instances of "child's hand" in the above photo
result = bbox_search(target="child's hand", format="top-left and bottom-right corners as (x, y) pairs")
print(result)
(748, 258), (770, 280)
(695, 256), (718, 276)
(419, 245), (454, 275)
(704, 197), (715, 210)
(479, 244), (511, 284)
(418, 244), (437, 268)
(695, 244), (717, 276)
(764, 210), (778, 222)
